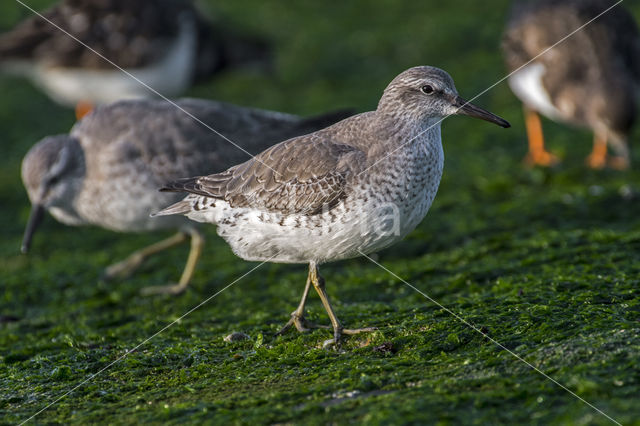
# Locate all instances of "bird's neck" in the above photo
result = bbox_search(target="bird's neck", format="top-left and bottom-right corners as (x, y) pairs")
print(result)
(370, 112), (442, 153)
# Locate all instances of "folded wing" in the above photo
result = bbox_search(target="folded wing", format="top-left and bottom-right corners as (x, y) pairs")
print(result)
(161, 135), (366, 216)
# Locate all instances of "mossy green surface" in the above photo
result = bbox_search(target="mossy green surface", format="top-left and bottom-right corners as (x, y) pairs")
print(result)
(1, 0), (640, 424)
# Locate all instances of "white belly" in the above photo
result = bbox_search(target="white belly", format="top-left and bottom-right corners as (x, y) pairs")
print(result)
(184, 137), (445, 264)
(508, 62), (562, 120)
(189, 196), (432, 264)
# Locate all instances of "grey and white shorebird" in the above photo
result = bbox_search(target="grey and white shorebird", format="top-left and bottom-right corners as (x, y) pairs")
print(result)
(155, 66), (510, 346)
(21, 98), (351, 295)
(0, 0), (270, 118)
(502, 0), (640, 169)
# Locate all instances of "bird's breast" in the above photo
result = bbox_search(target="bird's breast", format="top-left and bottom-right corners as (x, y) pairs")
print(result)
(362, 134), (444, 241)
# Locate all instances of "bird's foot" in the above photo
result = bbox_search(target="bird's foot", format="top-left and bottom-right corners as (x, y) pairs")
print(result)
(607, 156), (630, 170)
(321, 326), (377, 349)
(140, 282), (188, 296)
(524, 150), (559, 167)
(75, 101), (94, 120)
(103, 254), (145, 281)
(586, 152), (608, 169)
(276, 312), (331, 335)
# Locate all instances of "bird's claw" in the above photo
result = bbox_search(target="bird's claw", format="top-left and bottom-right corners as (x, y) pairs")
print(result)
(276, 312), (330, 336)
(524, 150), (560, 167)
(140, 283), (187, 296)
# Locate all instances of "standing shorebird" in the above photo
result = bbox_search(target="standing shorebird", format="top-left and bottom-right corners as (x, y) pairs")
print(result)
(21, 98), (351, 295)
(0, 0), (270, 119)
(502, 0), (640, 169)
(155, 66), (510, 345)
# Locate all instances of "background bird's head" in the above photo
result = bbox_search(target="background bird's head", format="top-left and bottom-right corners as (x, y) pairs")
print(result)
(21, 135), (85, 253)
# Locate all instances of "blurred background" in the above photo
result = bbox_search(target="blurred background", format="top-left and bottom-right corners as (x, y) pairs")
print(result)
(1, 0), (639, 424)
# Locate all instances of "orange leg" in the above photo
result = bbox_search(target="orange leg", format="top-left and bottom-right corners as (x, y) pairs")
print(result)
(606, 135), (631, 170)
(75, 101), (94, 120)
(523, 107), (559, 167)
(586, 134), (608, 169)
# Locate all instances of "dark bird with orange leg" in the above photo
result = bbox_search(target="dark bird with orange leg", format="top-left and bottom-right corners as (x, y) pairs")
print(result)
(502, 0), (640, 169)
(0, 0), (270, 120)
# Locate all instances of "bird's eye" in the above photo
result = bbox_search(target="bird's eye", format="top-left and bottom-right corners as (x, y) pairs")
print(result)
(421, 85), (434, 95)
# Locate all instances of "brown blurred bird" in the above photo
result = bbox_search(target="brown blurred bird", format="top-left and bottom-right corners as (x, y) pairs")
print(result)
(0, 0), (270, 119)
(502, 0), (640, 169)
(20, 98), (351, 295)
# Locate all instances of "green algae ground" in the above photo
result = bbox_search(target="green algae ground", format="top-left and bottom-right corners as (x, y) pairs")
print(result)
(1, 0), (639, 424)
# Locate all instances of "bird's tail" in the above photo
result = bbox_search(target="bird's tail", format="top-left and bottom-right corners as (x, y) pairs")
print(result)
(152, 177), (204, 217)
(151, 200), (192, 217)
(159, 176), (200, 193)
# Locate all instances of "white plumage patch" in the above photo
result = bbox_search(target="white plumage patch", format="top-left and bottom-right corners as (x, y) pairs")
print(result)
(508, 62), (562, 120)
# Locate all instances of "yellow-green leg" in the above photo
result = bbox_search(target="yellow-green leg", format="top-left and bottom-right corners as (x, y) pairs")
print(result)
(141, 227), (204, 296)
(308, 261), (376, 347)
(276, 271), (331, 335)
(103, 232), (188, 280)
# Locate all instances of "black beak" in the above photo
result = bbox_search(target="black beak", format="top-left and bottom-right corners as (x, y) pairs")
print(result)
(21, 203), (45, 254)
(454, 96), (510, 128)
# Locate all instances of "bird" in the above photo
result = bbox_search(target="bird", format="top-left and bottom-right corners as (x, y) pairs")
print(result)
(0, 0), (270, 119)
(154, 66), (510, 346)
(502, 0), (640, 169)
(20, 97), (352, 295)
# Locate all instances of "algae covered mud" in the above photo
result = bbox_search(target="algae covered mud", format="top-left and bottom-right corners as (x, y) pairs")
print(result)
(1, 0), (639, 424)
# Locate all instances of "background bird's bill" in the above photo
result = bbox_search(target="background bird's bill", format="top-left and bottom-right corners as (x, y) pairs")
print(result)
(453, 96), (510, 128)
(21, 203), (44, 254)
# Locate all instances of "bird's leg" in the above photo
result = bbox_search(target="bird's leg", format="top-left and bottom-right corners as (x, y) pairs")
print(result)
(141, 227), (204, 296)
(523, 106), (558, 167)
(309, 262), (376, 348)
(103, 231), (188, 280)
(586, 133), (608, 169)
(276, 268), (331, 335)
(75, 101), (94, 120)
(606, 135), (630, 170)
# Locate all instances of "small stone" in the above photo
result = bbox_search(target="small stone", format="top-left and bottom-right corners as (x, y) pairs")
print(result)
(372, 342), (396, 354)
(223, 332), (250, 342)
(619, 184), (634, 200)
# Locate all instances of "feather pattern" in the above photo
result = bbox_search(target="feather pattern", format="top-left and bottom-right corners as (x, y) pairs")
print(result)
(162, 136), (365, 215)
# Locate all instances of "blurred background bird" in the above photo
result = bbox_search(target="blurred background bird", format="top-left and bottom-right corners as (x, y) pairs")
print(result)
(20, 98), (352, 295)
(0, 0), (271, 119)
(502, 0), (640, 169)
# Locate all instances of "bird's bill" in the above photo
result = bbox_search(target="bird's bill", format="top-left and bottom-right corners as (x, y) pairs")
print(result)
(453, 96), (510, 128)
(21, 203), (45, 254)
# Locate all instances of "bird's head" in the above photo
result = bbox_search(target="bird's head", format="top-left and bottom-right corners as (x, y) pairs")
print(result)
(21, 135), (85, 253)
(378, 66), (510, 128)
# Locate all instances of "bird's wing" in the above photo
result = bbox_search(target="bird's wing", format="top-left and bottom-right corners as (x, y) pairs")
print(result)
(0, 6), (59, 61)
(0, 0), (189, 68)
(502, 0), (640, 74)
(162, 134), (366, 215)
(501, 0), (586, 69)
(72, 99), (357, 189)
(602, 2), (640, 79)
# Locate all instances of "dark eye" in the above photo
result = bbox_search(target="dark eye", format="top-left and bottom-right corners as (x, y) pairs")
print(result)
(421, 85), (434, 95)
(46, 175), (60, 186)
